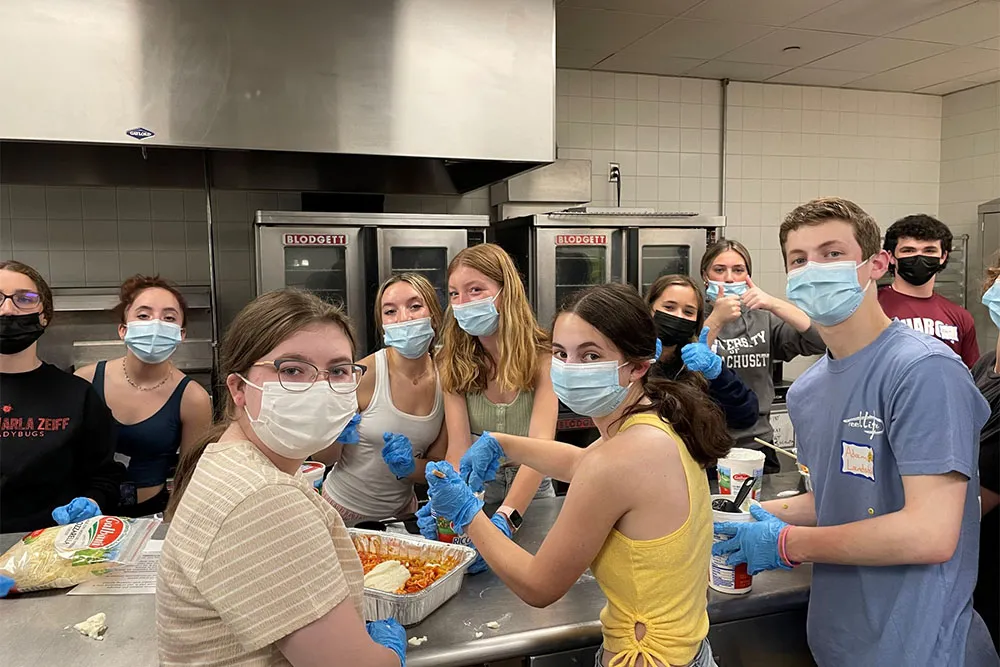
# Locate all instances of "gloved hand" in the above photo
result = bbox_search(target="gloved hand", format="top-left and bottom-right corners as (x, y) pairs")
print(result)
(52, 497), (101, 525)
(366, 618), (407, 666)
(0, 574), (15, 597)
(382, 432), (416, 478)
(459, 432), (503, 493)
(415, 502), (438, 540)
(425, 462), (483, 533)
(654, 338), (663, 359)
(680, 327), (723, 380)
(467, 513), (514, 575)
(712, 505), (793, 575)
(336, 413), (362, 444)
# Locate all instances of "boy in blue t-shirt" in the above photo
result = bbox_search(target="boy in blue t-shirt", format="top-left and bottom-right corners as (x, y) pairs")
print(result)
(713, 197), (997, 667)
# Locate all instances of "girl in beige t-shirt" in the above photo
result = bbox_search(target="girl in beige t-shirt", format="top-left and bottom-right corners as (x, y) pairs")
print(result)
(156, 289), (405, 667)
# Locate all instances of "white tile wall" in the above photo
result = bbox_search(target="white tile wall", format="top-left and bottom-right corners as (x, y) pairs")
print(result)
(556, 70), (723, 214)
(723, 82), (943, 299)
(939, 82), (1000, 232)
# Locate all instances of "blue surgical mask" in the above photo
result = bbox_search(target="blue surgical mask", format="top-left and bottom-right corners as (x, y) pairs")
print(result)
(786, 258), (872, 327)
(383, 317), (435, 359)
(124, 319), (182, 364)
(706, 280), (749, 301)
(983, 281), (1000, 329)
(452, 295), (500, 337)
(550, 357), (631, 418)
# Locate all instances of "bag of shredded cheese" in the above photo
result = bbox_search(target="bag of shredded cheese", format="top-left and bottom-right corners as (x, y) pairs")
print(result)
(0, 516), (160, 593)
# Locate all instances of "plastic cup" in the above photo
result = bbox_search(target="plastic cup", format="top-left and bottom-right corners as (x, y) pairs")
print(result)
(717, 448), (766, 500)
(710, 493), (756, 595)
(299, 461), (326, 492)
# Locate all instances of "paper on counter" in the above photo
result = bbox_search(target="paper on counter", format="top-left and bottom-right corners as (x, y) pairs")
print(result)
(67, 540), (163, 596)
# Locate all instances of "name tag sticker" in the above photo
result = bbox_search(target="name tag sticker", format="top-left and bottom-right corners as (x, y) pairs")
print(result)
(841, 441), (874, 481)
(114, 452), (131, 469)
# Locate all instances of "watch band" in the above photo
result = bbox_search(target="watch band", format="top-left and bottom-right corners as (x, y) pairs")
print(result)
(497, 505), (522, 532)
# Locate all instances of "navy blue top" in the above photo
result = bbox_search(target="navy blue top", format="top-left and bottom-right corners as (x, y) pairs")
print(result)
(707, 365), (759, 430)
(93, 360), (190, 488)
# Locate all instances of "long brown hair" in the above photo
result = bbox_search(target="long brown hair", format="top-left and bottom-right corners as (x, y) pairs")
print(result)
(437, 244), (549, 394)
(646, 274), (706, 332)
(373, 272), (444, 348)
(700, 239), (754, 278)
(165, 289), (356, 519)
(557, 283), (731, 468)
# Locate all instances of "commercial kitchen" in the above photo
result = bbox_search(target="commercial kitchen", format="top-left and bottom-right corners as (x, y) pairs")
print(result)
(0, 1), (998, 666)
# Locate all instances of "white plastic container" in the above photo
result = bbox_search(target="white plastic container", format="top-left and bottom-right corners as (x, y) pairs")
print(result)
(717, 448), (765, 500)
(710, 493), (755, 595)
(299, 461), (326, 491)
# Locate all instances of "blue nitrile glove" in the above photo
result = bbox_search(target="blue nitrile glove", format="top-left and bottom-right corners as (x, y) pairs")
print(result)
(52, 497), (101, 525)
(0, 574), (15, 597)
(459, 431), (504, 493)
(680, 327), (723, 380)
(425, 462), (483, 533)
(712, 504), (793, 575)
(415, 501), (438, 540)
(382, 432), (416, 478)
(655, 338), (663, 359)
(366, 618), (407, 666)
(336, 413), (362, 444)
(467, 513), (514, 575)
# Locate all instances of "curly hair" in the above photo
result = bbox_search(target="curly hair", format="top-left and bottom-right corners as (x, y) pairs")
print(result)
(116, 274), (189, 326)
(884, 214), (953, 270)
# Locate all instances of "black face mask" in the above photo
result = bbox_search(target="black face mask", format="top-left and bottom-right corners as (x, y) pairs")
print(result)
(0, 313), (45, 354)
(654, 310), (699, 347)
(895, 255), (942, 286)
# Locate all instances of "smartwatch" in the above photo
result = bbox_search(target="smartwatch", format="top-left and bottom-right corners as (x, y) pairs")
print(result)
(497, 505), (523, 533)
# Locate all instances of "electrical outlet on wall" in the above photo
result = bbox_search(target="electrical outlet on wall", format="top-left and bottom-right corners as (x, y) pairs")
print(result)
(608, 162), (621, 183)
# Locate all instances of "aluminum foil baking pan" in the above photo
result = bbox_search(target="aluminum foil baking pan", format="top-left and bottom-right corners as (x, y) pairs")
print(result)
(349, 528), (477, 626)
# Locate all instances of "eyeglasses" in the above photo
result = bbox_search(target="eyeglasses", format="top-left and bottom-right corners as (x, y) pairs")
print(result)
(251, 359), (367, 393)
(0, 290), (41, 310)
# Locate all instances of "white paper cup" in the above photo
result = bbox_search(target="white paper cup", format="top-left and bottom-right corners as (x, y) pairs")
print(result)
(710, 494), (756, 595)
(299, 461), (326, 491)
(717, 448), (766, 500)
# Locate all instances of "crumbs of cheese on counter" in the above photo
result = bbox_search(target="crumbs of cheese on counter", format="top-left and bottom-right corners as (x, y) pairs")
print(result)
(408, 636), (429, 647)
(73, 613), (107, 641)
(485, 621), (501, 629)
(475, 632), (484, 639)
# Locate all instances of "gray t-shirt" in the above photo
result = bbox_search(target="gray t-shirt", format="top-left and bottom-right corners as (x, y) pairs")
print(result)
(787, 321), (991, 666)
(709, 307), (826, 446)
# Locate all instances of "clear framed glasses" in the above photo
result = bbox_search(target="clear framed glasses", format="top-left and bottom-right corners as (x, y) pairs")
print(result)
(0, 290), (41, 310)
(252, 359), (366, 393)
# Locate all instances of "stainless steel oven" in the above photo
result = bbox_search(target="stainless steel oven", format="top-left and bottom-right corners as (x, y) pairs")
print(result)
(255, 212), (488, 354)
(491, 209), (725, 330)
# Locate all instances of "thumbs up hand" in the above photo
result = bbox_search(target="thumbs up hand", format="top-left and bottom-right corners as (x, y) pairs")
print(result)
(680, 326), (723, 380)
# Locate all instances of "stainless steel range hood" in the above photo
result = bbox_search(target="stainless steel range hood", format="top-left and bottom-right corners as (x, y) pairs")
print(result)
(0, 0), (556, 195)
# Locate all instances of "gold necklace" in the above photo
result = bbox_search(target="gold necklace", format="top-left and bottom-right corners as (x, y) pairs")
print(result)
(122, 357), (171, 391)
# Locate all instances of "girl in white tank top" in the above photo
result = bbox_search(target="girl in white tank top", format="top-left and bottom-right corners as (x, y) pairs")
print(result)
(315, 274), (448, 525)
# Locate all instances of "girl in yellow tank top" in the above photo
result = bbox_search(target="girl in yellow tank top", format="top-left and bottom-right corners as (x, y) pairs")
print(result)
(424, 283), (733, 667)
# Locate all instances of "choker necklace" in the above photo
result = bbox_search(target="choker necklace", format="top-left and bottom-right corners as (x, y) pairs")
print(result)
(122, 357), (171, 391)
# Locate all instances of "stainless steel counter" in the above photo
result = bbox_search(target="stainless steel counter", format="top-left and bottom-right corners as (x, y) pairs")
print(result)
(0, 474), (812, 667)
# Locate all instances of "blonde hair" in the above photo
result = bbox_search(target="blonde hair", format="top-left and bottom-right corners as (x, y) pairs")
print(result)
(373, 273), (444, 346)
(166, 289), (356, 519)
(985, 253), (1000, 295)
(438, 244), (549, 394)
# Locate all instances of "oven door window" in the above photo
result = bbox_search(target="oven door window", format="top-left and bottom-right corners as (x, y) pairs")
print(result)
(555, 246), (607, 308)
(284, 246), (348, 307)
(391, 247), (449, 307)
(641, 245), (690, 294)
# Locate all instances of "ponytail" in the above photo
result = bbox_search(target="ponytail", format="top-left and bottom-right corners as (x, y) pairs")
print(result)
(624, 362), (732, 468)
(164, 422), (227, 521)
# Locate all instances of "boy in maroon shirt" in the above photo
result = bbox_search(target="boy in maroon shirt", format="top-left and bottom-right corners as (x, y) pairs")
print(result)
(878, 214), (979, 368)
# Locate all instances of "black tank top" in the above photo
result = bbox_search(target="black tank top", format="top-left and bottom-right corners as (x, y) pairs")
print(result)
(93, 360), (190, 488)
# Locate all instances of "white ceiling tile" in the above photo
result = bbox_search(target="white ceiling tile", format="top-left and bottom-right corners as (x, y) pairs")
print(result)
(806, 38), (952, 72)
(718, 29), (867, 66)
(792, 0), (976, 36)
(888, 2), (1000, 45)
(682, 0), (840, 27)
(844, 71), (938, 92)
(560, 0), (703, 15)
(685, 60), (792, 81)
(918, 80), (990, 94)
(964, 68), (1000, 84)
(975, 36), (1000, 50)
(767, 67), (868, 86)
(888, 46), (1000, 83)
(556, 48), (608, 69)
(616, 18), (774, 60)
(556, 7), (671, 53)
(594, 51), (705, 76)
